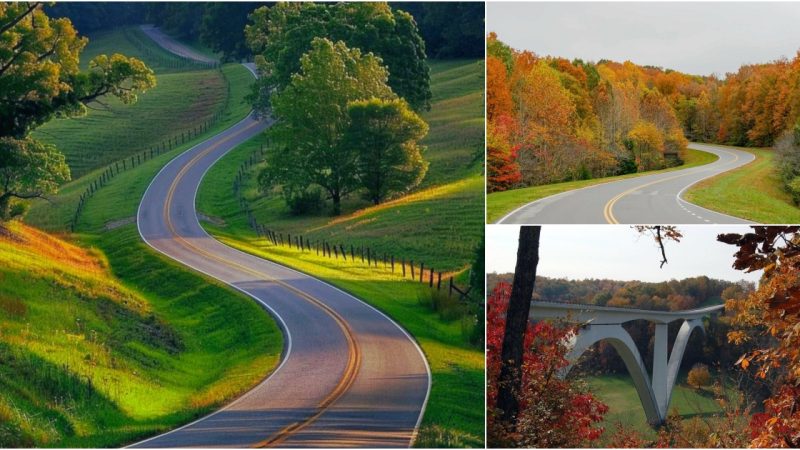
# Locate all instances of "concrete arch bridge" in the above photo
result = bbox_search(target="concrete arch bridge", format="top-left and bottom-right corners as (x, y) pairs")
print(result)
(530, 302), (724, 425)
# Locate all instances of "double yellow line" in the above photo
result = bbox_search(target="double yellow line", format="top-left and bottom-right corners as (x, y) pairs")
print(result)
(160, 121), (362, 447)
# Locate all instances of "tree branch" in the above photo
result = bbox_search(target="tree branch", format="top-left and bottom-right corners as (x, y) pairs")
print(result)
(0, 2), (39, 36)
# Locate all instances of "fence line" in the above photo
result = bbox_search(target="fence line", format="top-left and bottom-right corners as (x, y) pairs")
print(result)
(229, 146), (478, 305)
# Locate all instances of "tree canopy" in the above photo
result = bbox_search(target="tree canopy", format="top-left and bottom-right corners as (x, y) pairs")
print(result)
(246, 2), (430, 111)
(260, 37), (396, 215)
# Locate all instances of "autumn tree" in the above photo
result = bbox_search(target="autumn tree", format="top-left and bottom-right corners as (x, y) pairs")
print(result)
(487, 55), (513, 123)
(260, 38), (395, 215)
(718, 226), (800, 447)
(626, 121), (666, 171)
(686, 363), (712, 389)
(345, 98), (429, 204)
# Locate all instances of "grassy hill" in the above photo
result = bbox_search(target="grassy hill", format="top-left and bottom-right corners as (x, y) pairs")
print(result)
(26, 26), (254, 233)
(196, 59), (486, 447)
(0, 221), (281, 447)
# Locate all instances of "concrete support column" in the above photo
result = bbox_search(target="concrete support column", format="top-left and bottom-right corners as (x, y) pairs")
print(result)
(651, 323), (669, 423)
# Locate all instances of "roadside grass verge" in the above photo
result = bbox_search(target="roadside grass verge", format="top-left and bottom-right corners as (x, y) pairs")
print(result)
(487, 148), (719, 223)
(26, 63), (254, 233)
(684, 147), (800, 223)
(0, 221), (281, 447)
(206, 227), (485, 447)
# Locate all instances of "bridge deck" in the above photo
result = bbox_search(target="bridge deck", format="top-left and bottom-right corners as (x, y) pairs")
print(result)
(530, 301), (724, 324)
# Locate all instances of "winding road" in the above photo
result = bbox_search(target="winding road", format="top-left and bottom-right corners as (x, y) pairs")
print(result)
(132, 29), (430, 448)
(497, 143), (755, 224)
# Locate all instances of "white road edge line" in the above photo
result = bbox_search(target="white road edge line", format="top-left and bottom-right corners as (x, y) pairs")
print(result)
(674, 146), (757, 224)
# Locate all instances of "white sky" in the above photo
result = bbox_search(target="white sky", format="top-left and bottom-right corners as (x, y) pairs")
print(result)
(486, 225), (762, 284)
(487, 2), (800, 76)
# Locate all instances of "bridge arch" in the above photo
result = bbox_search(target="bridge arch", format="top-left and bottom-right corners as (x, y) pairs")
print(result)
(530, 303), (722, 425)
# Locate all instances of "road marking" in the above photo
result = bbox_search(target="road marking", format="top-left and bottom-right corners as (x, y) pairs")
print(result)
(602, 171), (700, 223)
(162, 123), (362, 448)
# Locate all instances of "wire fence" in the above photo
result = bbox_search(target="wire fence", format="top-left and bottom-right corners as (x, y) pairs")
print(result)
(229, 144), (479, 306)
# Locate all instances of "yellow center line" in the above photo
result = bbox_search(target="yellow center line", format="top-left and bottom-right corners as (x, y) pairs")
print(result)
(159, 120), (362, 447)
(603, 149), (741, 224)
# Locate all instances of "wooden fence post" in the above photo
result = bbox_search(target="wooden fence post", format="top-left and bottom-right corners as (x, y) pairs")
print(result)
(401, 258), (405, 277)
(449, 277), (454, 297)
(429, 269), (434, 287)
(340, 244), (347, 261)
(437, 272), (442, 290)
(410, 260), (415, 279)
(420, 262), (425, 282)
(391, 255), (395, 272)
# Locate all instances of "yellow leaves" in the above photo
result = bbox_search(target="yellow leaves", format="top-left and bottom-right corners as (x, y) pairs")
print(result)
(728, 330), (748, 345)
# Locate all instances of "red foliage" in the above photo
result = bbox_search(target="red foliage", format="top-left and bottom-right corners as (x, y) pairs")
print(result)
(487, 282), (608, 447)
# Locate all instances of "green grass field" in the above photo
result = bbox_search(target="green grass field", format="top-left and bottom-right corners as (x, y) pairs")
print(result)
(487, 148), (719, 223)
(684, 147), (800, 223)
(196, 59), (486, 446)
(585, 374), (723, 443)
(0, 222), (281, 447)
(26, 61), (254, 232)
(198, 60), (485, 272)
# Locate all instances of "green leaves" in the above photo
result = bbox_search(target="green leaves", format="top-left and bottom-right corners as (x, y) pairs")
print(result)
(0, 137), (70, 219)
(345, 97), (428, 204)
(246, 2), (431, 111)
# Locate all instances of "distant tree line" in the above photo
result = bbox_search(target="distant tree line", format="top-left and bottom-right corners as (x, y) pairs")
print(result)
(47, 2), (484, 63)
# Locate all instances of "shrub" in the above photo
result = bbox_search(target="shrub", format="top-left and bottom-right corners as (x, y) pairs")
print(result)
(418, 287), (466, 322)
(284, 188), (323, 216)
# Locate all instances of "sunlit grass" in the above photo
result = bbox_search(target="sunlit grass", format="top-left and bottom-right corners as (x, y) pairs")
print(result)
(487, 148), (719, 223)
(684, 147), (800, 223)
(0, 223), (281, 447)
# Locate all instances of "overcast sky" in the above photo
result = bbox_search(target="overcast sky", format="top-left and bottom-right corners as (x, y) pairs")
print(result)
(487, 2), (800, 76)
(486, 225), (762, 284)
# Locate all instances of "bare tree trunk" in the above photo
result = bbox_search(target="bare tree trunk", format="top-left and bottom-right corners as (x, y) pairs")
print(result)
(497, 226), (541, 426)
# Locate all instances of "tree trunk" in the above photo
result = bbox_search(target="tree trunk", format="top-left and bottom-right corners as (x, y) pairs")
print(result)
(331, 191), (341, 216)
(497, 226), (541, 426)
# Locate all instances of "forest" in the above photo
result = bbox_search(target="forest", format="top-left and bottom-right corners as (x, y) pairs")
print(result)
(47, 3), (484, 62)
(487, 33), (800, 204)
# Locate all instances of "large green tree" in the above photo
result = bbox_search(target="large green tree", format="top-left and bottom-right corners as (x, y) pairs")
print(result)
(246, 2), (430, 111)
(261, 37), (395, 215)
(345, 97), (428, 205)
(0, 2), (155, 219)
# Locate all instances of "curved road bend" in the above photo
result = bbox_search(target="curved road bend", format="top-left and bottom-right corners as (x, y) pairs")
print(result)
(132, 30), (430, 449)
(497, 143), (755, 224)
(140, 25), (218, 64)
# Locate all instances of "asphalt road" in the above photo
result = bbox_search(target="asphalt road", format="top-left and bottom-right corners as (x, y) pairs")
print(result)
(497, 143), (755, 224)
(131, 31), (430, 448)
(140, 25), (218, 64)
